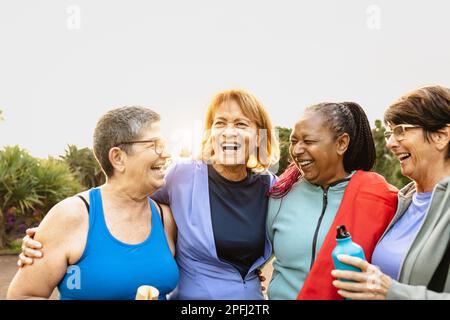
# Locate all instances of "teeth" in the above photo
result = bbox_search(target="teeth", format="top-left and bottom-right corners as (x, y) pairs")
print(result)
(299, 160), (313, 166)
(222, 143), (241, 151)
(398, 153), (411, 161)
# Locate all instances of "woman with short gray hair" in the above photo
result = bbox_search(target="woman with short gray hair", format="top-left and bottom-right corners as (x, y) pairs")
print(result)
(7, 106), (179, 300)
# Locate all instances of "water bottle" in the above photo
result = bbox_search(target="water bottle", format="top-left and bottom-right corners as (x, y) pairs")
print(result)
(331, 225), (366, 279)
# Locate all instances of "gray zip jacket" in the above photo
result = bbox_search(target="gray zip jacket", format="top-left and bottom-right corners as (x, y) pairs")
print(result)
(377, 176), (450, 300)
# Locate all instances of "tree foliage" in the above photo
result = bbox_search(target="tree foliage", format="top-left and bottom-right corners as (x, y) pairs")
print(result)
(60, 144), (105, 189)
(274, 126), (292, 176)
(372, 120), (411, 189)
(0, 146), (82, 248)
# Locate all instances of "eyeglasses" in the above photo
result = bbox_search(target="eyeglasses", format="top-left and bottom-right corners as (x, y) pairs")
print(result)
(384, 124), (421, 142)
(115, 139), (165, 155)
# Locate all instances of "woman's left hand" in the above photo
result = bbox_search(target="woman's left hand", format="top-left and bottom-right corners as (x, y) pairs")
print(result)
(331, 255), (392, 300)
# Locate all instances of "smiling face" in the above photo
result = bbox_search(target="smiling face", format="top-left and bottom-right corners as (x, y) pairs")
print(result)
(123, 121), (170, 192)
(289, 111), (349, 187)
(385, 124), (443, 182)
(209, 100), (258, 168)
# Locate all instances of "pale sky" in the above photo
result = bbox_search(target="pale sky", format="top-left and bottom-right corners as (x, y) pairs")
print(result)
(0, 0), (449, 158)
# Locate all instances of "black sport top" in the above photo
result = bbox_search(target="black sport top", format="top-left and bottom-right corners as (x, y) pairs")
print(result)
(207, 165), (271, 279)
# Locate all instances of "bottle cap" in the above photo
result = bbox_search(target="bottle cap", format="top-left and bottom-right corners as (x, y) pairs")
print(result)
(336, 225), (351, 239)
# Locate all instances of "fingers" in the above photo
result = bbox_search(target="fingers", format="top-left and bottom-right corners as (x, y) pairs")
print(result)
(337, 289), (383, 300)
(18, 252), (34, 266)
(22, 235), (42, 250)
(337, 255), (370, 271)
(332, 273), (387, 299)
(331, 269), (368, 282)
(256, 269), (266, 282)
(26, 227), (38, 237)
(23, 246), (43, 259)
(333, 279), (369, 293)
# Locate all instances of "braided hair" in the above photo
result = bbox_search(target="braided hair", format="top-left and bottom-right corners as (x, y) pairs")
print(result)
(268, 102), (376, 198)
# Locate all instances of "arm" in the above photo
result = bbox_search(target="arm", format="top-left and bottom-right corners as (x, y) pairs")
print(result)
(331, 255), (450, 300)
(159, 203), (177, 256)
(7, 197), (87, 299)
(17, 227), (41, 267)
(387, 280), (450, 300)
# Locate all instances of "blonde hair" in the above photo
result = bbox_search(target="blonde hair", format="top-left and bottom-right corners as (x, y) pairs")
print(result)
(200, 89), (280, 172)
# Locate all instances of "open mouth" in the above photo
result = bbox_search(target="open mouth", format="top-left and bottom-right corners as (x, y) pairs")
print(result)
(150, 163), (166, 176)
(296, 158), (314, 169)
(397, 152), (411, 163)
(221, 142), (242, 152)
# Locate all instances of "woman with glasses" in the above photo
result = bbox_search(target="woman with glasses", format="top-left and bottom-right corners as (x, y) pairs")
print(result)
(8, 106), (179, 300)
(332, 85), (450, 299)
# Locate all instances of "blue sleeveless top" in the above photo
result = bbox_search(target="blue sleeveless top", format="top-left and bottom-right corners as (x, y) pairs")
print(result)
(58, 188), (179, 300)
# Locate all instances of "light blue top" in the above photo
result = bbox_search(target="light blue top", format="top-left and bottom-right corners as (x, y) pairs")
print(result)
(267, 175), (353, 300)
(372, 191), (432, 280)
(58, 188), (179, 300)
(151, 160), (276, 300)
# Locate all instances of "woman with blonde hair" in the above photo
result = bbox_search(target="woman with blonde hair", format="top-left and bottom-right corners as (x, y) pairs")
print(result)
(150, 89), (279, 299)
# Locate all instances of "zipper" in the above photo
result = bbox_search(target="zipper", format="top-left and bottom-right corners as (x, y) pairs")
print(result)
(308, 176), (352, 270)
(310, 187), (328, 269)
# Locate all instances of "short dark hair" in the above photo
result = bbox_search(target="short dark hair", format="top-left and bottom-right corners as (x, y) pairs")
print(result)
(384, 85), (450, 158)
(306, 102), (376, 172)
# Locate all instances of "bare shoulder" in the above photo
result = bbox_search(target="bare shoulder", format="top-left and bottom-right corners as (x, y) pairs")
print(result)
(158, 203), (175, 224)
(34, 193), (90, 243)
(155, 202), (176, 255)
(159, 203), (172, 216)
(49, 194), (89, 224)
(75, 190), (91, 205)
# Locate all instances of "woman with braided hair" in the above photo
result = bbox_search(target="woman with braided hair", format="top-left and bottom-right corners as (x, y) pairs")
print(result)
(266, 101), (398, 300)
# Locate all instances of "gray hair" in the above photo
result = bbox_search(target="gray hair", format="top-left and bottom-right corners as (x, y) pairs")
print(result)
(93, 106), (161, 177)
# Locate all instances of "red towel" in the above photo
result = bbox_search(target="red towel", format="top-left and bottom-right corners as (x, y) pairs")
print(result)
(297, 170), (398, 300)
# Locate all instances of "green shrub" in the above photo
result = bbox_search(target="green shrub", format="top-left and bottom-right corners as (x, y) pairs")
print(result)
(61, 144), (105, 189)
(0, 146), (42, 213)
(372, 120), (411, 189)
(34, 157), (83, 215)
(275, 126), (292, 176)
(0, 146), (82, 248)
